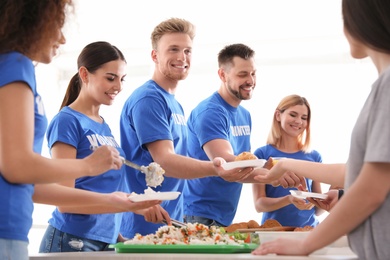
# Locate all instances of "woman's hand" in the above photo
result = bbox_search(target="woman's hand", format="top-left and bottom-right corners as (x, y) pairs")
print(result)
(109, 191), (162, 212)
(289, 195), (314, 210)
(307, 189), (339, 212)
(252, 238), (310, 256)
(85, 145), (123, 176)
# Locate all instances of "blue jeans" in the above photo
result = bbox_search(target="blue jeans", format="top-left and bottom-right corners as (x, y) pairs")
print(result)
(0, 238), (28, 260)
(183, 215), (224, 227)
(39, 225), (113, 253)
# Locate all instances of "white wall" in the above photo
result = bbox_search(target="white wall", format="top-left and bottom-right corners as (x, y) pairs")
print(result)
(29, 0), (377, 253)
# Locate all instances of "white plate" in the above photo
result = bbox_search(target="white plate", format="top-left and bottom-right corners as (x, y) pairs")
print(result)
(128, 191), (181, 202)
(221, 159), (266, 170)
(289, 190), (328, 200)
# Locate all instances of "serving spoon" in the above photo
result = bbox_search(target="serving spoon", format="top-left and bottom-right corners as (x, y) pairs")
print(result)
(90, 146), (165, 187)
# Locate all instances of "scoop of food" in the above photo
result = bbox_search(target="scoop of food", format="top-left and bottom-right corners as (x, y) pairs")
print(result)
(89, 145), (165, 187)
(141, 162), (165, 188)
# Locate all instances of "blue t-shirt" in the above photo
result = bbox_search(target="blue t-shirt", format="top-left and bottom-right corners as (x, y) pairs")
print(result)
(183, 92), (252, 226)
(254, 144), (322, 227)
(119, 80), (186, 238)
(0, 52), (48, 242)
(46, 107), (126, 244)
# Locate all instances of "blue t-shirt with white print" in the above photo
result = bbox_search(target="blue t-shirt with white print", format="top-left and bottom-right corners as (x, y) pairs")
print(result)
(120, 80), (186, 238)
(183, 91), (252, 226)
(47, 106), (126, 244)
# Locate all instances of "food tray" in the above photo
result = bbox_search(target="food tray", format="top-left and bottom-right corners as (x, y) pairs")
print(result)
(109, 243), (258, 254)
(237, 226), (296, 232)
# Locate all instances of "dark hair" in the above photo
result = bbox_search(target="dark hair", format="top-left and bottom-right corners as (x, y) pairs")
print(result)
(342, 0), (390, 54)
(218, 43), (255, 68)
(60, 41), (126, 110)
(0, 0), (73, 55)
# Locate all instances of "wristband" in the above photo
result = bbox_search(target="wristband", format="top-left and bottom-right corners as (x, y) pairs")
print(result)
(338, 189), (344, 200)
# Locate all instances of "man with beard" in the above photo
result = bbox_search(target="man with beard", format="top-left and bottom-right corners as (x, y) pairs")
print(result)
(119, 19), (254, 239)
(183, 43), (257, 227)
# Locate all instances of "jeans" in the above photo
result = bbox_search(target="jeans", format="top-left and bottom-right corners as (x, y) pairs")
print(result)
(39, 225), (113, 253)
(183, 215), (224, 227)
(0, 238), (28, 260)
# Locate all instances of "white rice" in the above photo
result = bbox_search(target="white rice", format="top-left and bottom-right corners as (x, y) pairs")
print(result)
(124, 223), (243, 245)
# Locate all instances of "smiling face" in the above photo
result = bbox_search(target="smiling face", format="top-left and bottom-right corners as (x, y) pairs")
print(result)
(82, 60), (127, 106)
(220, 56), (256, 101)
(152, 32), (192, 82)
(35, 28), (66, 64)
(276, 104), (308, 138)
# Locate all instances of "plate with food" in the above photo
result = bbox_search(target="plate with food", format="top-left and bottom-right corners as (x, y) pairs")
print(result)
(221, 151), (266, 170)
(128, 187), (181, 202)
(221, 159), (267, 170)
(289, 190), (328, 200)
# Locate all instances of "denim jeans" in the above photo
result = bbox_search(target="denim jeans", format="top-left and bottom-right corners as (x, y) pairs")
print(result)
(183, 215), (224, 227)
(39, 225), (113, 253)
(0, 238), (28, 260)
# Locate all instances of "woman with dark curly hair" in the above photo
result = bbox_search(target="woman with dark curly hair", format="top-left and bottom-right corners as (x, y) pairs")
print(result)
(0, 1), (163, 259)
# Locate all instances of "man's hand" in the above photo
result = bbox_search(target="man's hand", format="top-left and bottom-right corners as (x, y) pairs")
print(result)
(213, 157), (254, 182)
(134, 204), (171, 224)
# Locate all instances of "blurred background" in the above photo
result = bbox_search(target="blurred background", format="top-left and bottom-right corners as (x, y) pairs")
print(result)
(29, 0), (376, 252)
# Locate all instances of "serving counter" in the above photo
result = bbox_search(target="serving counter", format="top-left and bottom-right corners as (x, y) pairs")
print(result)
(29, 247), (358, 260)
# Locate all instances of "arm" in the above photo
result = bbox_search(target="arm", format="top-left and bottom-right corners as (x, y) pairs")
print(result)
(0, 83), (122, 184)
(202, 139), (304, 186)
(252, 162), (390, 256)
(253, 158), (346, 188)
(146, 140), (252, 181)
(307, 189), (339, 212)
(203, 138), (237, 162)
(253, 183), (314, 213)
(42, 142), (162, 215)
(33, 183), (163, 214)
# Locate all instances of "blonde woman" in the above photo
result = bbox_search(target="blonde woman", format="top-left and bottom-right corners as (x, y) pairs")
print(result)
(252, 95), (324, 228)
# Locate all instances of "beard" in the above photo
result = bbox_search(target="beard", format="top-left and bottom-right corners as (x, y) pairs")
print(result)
(227, 82), (253, 100)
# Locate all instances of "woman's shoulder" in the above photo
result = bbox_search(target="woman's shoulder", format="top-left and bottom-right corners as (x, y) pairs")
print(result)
(0, 52), (35, 88)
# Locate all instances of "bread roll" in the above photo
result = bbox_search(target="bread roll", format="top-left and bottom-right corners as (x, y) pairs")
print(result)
(247, 219), (261, 228)
(294, 225), (314, 232)
(235, 152), (257, 161)
(261, 219), (282, 228)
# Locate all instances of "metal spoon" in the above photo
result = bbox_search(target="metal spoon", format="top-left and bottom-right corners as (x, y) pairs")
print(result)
(90, 146), (165, 187)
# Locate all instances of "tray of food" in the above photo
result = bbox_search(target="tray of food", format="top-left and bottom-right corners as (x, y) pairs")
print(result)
(111, 222), (257, 254)
(110, 243), (258, 254)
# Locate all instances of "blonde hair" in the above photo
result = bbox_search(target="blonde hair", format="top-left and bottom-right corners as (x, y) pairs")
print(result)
(150, 17), (196, 50)
(267, 94), (312, 152)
